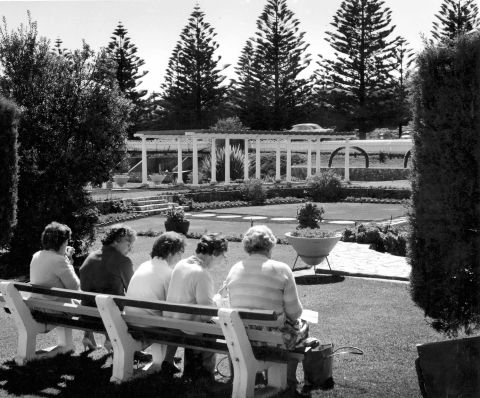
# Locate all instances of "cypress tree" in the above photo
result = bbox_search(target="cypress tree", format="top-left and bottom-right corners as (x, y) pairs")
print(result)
(431, 0), (479, 43)
(233, 0), (311, 130)
(409, 33), (480, 336)
(324, 0), (398, 139)
(159, 5), (228, 129)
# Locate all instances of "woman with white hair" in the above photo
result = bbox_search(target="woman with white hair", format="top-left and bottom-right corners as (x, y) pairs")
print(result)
(219, 225), (306, 392)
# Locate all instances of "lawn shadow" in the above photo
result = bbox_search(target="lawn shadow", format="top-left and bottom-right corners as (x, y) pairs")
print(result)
(0, 352), (231, 398)
(295, 274), (345, 285)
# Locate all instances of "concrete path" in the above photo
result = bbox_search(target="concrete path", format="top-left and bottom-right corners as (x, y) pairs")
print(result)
(300, 241), (410, 281)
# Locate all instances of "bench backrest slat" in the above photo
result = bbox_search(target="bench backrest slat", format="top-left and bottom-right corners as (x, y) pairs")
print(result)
(13, 282), (278, 322)
(26, 299), (102, 318)
(31, 310), (105, 332)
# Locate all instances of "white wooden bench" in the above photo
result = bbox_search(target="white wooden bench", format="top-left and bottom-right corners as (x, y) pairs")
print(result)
(1, 281), (304, 397)
(0, 281), (106, 365)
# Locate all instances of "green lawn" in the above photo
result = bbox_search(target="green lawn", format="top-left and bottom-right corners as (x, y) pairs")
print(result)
(0, 235), (443, 397)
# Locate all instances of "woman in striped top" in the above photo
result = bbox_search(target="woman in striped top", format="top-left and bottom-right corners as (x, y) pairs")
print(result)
(219, 225), (307, 390)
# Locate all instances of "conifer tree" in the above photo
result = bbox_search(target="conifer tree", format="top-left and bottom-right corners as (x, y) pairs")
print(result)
(390, 36), (415, 137)
(324, 0), (398, 139)
(107, 22), (148, 135)
(431, 0), (479, 43)
(233, 0), (311, 130)
(159, 5), (228, 129)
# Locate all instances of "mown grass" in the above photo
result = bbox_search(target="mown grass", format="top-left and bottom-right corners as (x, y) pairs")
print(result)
(0, 235), (442, 397)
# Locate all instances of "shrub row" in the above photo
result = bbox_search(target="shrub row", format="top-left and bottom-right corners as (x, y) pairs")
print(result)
(327, 167), (410, 181)
(341, 223), (408, 257)
(342, 196), (408, 204)
(95, 199), (133, 215)
(342, 186), (411, 200)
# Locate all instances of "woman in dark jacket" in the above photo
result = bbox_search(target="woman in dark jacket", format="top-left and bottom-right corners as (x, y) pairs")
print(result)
(80, 224), (136, 351)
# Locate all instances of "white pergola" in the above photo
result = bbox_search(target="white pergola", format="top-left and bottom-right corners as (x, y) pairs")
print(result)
(133, 129), (352, 185)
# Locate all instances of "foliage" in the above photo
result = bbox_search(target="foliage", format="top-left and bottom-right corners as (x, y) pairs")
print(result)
(239, 179), (266, 205)
(0, 96), (19, 249)
(232, 0), (311, 130)
(431, 0), (479, 43)
(95, 199), (133, 215)
(106, 22), (148, 138)
(390, 37), (415, 137)
(200, 145), (245, 182)
(210, 116), (248, 131)
(157, 4), (228, 129)
(322, 0), (398, 138)
(165, 205), (186, 224)
(0, 15), (131, 272)
(290, 228), (336, 238)
(306, 170), (343, 202)
(409, 33), (480, 336)
(296, 202), (324, 229)
(341, 222), (407, 256)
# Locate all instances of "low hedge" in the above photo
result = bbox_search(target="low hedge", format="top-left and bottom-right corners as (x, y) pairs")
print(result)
(342, 186), (411, 200)
(342, 196), (408, 204)
(341, 223), (408, 257)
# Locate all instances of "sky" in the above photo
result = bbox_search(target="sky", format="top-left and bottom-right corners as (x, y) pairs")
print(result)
(0, 0), (443, 94)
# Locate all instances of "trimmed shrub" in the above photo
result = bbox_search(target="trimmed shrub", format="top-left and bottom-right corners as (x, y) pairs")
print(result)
(409, 33), (480, 336)
(239, 179), (266, 205)
(0, 97), (19, 248)
(306, 170), (343, 202)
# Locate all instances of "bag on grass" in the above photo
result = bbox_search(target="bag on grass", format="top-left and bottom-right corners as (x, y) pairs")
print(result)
(302, 344), (363, 389)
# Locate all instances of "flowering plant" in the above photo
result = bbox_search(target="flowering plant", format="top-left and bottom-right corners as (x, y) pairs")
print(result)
(165, 205), (186, 223)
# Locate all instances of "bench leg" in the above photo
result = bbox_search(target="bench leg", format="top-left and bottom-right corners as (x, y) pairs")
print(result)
(95, 294), (142, 383)
(55, 327), (75, 353)
(266, 362), (288, 390)
(0, 282), (51, 365)
(219, 308), (263, 398)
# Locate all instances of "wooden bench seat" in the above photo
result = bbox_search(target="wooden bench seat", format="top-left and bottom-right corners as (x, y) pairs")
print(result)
(1, 281), (304, 397)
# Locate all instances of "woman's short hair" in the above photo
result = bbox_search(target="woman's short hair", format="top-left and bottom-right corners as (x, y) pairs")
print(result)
(41, 222), (72, 251)
(195, 233), (228, 256)
(101, 224), (136, 246)
(150, 231), (186, 259)
(242, 225), (277, 254)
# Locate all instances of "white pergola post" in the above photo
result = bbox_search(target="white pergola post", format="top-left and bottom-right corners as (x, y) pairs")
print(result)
(275, 140), (281, 181)
(243, 139), (249, 181)
(316, 139), (321, 174)
(141, 136), (148, 185)
(255, 138), (261, 179)
(177, 138), (183, 184)
(225, 137), (231, 184)
(286, 138), (292, 182)
(307, 139), (312, 178)
(211, 138), (217, 183)
(344, 138), (350, 182)
(192, 136), (198, 185)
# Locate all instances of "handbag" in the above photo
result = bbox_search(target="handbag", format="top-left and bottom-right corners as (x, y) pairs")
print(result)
(302, 343), (363, 389)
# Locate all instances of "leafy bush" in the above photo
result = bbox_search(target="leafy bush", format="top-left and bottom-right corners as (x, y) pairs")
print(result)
(306, 170), (343, 202)
(165, 205), (186, 223)
(341, 223), (407, 257)
(0, 96), (19, 249)
(0, 19), (131, 272)
(409, 33), (480, 336)
(239, 179), (266, 205)
(296, 202), (324, 229)
(95, 200), (133, 215)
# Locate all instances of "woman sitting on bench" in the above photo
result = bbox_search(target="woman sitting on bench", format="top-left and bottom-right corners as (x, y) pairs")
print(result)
(126, 231), (186, 375)
(29, 221), (80, 302)
(165, 233), (229, 383)
(218, 225), (308, 394)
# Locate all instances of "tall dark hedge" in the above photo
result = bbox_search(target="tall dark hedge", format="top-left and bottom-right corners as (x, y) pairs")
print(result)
(0, 97), (19, 248)
(409, 33), (480, 336)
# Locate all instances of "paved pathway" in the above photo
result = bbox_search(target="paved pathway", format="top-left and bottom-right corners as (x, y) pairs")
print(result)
(297, 241), (410, 281)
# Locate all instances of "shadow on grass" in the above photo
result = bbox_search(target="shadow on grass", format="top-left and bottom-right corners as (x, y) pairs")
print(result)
(0, 352), (232, 398)
(295, 274), (345, 285)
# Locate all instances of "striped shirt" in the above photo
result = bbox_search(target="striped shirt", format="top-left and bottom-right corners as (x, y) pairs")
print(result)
(223, 254), (303, 322)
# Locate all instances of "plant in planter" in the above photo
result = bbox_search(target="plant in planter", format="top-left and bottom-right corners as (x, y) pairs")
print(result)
(285, 202), (340, 271)
(164, 205), (190, 235)
(112, 174), (129, 188)
(149, 173), (166, 186)
(410, 33), (480, 397)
